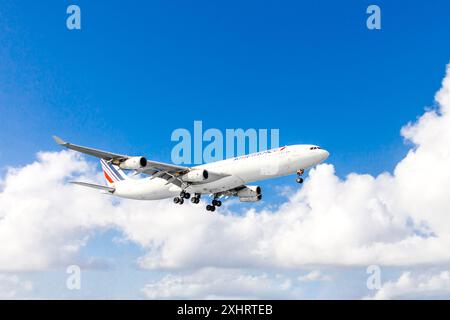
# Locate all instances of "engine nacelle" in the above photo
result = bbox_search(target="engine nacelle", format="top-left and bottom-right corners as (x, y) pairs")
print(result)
(237, 186), (262, 202)
(181, 169), (209, 182)
(119, 156), (147, 170)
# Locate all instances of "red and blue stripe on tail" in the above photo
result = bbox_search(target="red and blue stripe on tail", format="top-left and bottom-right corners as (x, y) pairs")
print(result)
(100, 159), (128, 184)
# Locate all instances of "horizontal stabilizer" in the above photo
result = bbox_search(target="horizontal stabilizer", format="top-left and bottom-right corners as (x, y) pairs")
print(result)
(70, 181), (115, 193)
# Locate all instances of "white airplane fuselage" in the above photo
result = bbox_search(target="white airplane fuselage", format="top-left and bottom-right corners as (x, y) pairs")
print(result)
(113, 144), (329, 200)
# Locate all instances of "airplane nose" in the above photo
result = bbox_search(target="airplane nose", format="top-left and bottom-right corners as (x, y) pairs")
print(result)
(320, 149), (329, 161)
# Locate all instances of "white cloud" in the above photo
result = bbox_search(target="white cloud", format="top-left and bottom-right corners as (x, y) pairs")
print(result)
(298, 270), (331, 282)
(0, 274), (32, 299)
(141, 268), (292, 299)
(0, 151), (116, 270)
(1, 64), (450, 297)
(367, 270), (450, 299)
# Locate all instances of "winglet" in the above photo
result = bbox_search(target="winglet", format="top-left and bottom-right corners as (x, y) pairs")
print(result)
(53, 135), (68, 146)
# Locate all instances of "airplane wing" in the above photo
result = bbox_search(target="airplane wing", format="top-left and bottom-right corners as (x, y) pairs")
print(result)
(53, 136), (190, 186)
(53, 136), (128, 161)
(138, 161), (189, 176)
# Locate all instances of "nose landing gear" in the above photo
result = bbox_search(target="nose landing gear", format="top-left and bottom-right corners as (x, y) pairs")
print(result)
(296, 169), (304, 184)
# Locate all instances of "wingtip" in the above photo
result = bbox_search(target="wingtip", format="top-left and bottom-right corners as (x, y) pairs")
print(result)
(52, 135), (67, 146)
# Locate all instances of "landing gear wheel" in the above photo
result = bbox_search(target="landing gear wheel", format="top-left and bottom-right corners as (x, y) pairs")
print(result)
(212, 199), (222, 207)
(180, 191), (186, 198)
(191, 194), (201, 204)
(178, 198), (184, 205)
(296, 177), (304, 184)
(206, 205), (212, 211)
(183, 192), (191, 199)
(173, 197), (180, 204)
(210, 205), (216, 212)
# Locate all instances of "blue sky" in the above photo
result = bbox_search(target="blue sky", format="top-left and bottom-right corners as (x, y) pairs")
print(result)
(2, 0), (449, 176)
(1, 1), (450, 299)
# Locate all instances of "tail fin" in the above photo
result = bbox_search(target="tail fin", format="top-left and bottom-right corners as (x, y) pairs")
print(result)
(100, 159), (128, 185)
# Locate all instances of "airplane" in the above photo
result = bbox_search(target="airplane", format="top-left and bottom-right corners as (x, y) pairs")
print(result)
(53, 136), (329, 212)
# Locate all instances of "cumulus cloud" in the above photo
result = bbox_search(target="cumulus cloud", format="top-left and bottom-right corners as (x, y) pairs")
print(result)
(141, 268), (292, 299)
(0, 151), (116, 270)
(1, 64), (450, 297)
(0, 274), (32, 299)
(298, 270), (331, 282)
(367, 270), (450, 299)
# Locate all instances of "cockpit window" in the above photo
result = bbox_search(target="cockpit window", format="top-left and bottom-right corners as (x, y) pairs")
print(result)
(310, 146), (321, 150)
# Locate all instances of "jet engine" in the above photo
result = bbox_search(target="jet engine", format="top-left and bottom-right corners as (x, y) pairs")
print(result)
(119, 157), (147, 170)
(237, 186), (262, 202)
(181, 169), (209, 182)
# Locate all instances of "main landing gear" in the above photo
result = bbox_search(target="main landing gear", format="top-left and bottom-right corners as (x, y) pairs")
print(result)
(206, 197), (222, 212)
(173, 190), (191, 205)
(191, 193), (201, 204)
(173, 190), (221, 212)
(296, 169), (304, 184)
(174, 192), (202, 205)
